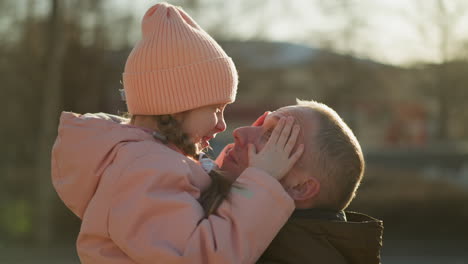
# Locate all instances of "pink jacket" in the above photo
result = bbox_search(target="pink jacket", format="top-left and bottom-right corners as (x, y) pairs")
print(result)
(51, 112), (294, 264)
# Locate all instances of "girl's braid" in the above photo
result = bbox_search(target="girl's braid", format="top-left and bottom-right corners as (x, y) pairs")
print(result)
(152, 114), (234, 217)
(198, 169), (233, 217)
(154, 115), (197, 157)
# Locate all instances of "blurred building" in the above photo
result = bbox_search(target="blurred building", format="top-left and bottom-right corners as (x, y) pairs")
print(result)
(217, 40), (435, 149)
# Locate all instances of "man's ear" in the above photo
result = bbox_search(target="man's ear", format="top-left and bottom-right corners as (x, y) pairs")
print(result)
(286, 178), (320, 201)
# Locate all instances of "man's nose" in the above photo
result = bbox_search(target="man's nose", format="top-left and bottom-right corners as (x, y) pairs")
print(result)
(233, 127), (249, 147)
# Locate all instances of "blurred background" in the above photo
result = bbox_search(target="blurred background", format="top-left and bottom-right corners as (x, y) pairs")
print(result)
(1, 0), (468, 263)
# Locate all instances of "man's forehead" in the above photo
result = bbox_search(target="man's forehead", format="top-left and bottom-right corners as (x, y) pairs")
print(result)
(266, 111), (280, 119)
(271, 106), (317, 127)
(258, 111), (282, 125)
(268, 106), (298, 119)
(252, 106), (314, 128)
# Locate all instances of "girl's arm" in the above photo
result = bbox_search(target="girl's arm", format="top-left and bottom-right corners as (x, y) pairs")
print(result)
(107, 152), (294, 264)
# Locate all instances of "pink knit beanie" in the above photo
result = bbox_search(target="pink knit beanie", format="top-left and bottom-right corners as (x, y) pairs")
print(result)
(123, 3), (238, 115)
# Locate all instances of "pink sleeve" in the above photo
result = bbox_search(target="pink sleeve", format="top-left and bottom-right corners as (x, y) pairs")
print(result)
(108, 154), (294, 264)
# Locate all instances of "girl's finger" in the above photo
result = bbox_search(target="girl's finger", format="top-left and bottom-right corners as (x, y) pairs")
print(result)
(288, 144), (304, 165)
(284, 124), (301, 155)
(252, 111), (270, 126)
(268, 117), (286, 145)
(281, 144), (304, 175)
(277, 116), (294, 148)
(248, 143), (256, 159)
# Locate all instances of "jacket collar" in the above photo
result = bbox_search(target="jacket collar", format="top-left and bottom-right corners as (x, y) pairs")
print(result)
(292, 208), (347, 221)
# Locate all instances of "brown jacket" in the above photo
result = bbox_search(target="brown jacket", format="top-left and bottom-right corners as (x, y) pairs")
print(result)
(258, 210), (383, 264)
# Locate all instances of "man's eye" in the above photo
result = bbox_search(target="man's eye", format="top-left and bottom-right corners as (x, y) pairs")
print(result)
(262, 130), (273, 141)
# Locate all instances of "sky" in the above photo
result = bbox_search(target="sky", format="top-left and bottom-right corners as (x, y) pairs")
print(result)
(103, 0), (468, 66)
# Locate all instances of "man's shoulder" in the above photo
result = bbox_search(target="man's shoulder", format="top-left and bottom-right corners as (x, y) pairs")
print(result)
(260, 210), (383, 264)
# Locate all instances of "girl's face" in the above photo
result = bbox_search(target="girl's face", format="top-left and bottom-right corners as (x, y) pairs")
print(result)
(175, 103), (228, 150)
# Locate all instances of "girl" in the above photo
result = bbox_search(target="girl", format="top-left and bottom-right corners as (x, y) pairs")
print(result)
(51, 3), (303, 264)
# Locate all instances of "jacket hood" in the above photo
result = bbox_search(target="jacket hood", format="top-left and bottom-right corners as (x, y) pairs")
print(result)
(259, 211), (384, 264)
(51, 112), (154, 219)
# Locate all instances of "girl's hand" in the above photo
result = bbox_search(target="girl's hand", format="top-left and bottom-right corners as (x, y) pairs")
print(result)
(215, 143), (234, 167)
(251, 111), (270, 126)
(248, 116), (304, 180)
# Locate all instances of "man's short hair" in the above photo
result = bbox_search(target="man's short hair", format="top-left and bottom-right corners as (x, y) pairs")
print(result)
(296, 99), (364, 210)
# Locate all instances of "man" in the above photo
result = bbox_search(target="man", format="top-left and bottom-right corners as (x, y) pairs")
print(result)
(217, 99), (384, 264)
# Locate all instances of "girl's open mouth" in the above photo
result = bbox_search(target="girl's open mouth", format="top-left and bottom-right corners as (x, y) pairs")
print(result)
(201, 136), (212, 149)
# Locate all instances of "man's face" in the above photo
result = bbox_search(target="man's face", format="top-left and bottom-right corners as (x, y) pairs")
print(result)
(220, 106), (306, 179)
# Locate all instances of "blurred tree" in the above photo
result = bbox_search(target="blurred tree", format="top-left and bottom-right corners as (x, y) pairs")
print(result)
(173, 0), (274, 40)
(35, 0), (69, 245)
(311, 0), (374, 133)
(407, 0), (468, 141)
(315, 0), (369, 55)
(1, 0), (47, 244)
(0, 0), (135, 246)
